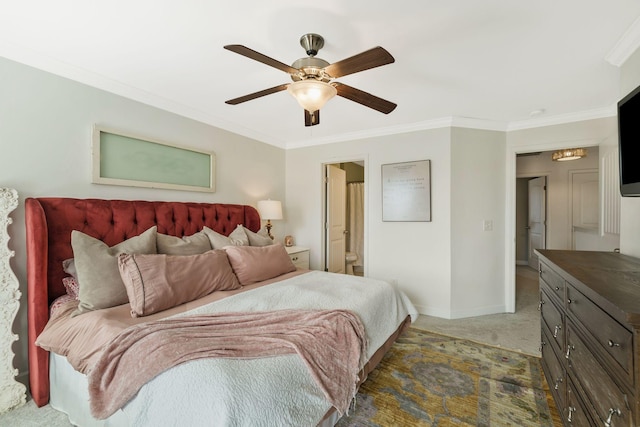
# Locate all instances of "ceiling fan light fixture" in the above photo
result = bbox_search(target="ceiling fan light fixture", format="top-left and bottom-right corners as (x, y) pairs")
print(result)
(287, 80), (337, 112)
(551, 148), (587, 161)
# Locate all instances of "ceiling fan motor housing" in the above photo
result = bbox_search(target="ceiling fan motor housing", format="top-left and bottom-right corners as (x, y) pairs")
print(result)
(299, 33), (324, 56)
(290, 57), (331, 82)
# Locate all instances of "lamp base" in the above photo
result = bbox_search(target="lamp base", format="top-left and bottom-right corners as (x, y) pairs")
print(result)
(265, 220), (274, 240)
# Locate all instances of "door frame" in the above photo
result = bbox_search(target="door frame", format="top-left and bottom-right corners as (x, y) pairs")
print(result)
(505, 139), (601, 312)
(320, 155), (369, 274)
(524, 175), (547, 269)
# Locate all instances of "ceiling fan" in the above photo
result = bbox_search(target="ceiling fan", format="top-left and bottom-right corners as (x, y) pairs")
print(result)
(224, 33), (397, 126)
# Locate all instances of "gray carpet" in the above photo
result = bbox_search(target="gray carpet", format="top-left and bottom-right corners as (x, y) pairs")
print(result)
(0, 266), (541, 426)
(413, 265), (541, 356)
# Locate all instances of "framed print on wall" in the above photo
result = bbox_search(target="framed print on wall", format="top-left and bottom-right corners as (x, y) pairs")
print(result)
(92, 125), (216, 192)
(382, 160), (431, 222)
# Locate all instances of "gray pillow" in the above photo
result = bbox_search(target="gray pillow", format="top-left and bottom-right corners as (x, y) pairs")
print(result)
(156, 231), (211, 255)
(202, 225), (249, 249)
(242, 226), (273, 247)
(71, 226), (157, 316)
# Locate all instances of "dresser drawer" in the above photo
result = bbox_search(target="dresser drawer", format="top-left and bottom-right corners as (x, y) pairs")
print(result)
(540, 289), (564, 352)
(539, 261), (565, 303)
(566, 377), (594, 427)
(566, 322), (632, 427)
(566, 283), (633, 386)
(541, 327), (565, 410)
(288, 250), (309, 269)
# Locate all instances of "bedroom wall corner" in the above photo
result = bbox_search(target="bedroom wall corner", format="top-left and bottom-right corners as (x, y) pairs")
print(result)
(619, 45), (640, 258)
(285, 128), (454, 318)
(449, 127), (506, 318)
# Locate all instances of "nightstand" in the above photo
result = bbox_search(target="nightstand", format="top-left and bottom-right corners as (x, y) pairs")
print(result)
(285, 246), (310, 269)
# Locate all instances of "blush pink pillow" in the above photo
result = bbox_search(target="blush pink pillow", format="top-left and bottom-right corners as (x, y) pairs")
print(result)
(118, 250), (241, 317)
(224, 244), (296, 285)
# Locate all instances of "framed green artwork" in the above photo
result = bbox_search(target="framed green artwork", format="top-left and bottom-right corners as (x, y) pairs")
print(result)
(92, 126), (215, 192)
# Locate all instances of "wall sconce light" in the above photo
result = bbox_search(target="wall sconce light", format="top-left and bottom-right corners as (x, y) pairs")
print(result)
(257, 199), (283, 240)
(551, 148), (587, 161)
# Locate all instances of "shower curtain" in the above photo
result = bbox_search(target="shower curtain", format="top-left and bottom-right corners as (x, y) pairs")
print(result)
(347, 182), (364, 267)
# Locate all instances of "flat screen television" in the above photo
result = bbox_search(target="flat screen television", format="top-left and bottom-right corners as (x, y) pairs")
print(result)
(618, 83), (640, 196)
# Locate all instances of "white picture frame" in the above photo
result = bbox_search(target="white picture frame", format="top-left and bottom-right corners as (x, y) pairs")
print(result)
(382, 160), (431, 222)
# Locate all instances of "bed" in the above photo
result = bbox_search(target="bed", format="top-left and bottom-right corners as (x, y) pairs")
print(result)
(26, 197), (417, 426)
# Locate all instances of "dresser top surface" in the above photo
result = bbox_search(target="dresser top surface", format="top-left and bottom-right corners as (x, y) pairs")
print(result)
(537, 250), (640, 324)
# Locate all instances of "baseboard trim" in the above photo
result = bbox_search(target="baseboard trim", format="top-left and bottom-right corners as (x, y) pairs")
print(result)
(448, 304), (506, 320)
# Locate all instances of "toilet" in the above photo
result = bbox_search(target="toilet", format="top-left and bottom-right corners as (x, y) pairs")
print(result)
(345, 252), (358, 275)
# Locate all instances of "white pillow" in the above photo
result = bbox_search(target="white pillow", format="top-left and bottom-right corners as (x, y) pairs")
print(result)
(202, 225), (249, 249)
(242, 225), (273, 247)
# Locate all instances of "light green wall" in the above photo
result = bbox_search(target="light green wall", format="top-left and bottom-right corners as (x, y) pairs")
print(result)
(0, 56), (286, 382)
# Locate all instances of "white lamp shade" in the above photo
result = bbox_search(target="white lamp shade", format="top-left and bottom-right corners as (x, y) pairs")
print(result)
(287, 80), (337, 112)
(257, 200), (283, 220)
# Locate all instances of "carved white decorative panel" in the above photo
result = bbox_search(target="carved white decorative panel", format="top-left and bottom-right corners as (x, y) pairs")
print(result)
(0, 188), (26, 413)
(601, 147), (621, 236)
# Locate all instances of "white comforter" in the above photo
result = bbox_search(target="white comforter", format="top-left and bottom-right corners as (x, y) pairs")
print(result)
(58, 271), (418, 427)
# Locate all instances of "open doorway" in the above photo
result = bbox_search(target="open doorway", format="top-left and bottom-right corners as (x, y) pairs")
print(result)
(509, 146), (601, 312)
(323, 161), (366, 276)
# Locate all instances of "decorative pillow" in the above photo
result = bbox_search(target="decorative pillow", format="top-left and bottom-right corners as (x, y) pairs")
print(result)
(62, 276), (80, 299)
(242, 226), (274, 247)
(224, 244), (296, 285)
(202, 225), (249, 249)
(62, 258), (79, 281)
(156, 231), (212, 255)
(50, 294), (77, 317)
(71, 226), (158, 317)
(118, 250), (241, 317)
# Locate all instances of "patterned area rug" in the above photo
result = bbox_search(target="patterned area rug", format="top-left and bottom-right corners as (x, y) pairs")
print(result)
(337, 328), (562, 426)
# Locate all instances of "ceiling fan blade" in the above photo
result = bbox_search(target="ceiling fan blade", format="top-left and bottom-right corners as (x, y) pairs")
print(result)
(323, 47), (395, 78)
(334, 83), (397, 114)
(225, 84), (289, 105)
(224, 45), (300, 75)
(305, 110), (320, 127)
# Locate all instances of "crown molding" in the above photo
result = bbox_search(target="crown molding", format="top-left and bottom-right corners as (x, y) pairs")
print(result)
(0, 41), (620, 150)
(286, 117), (457, 149)
(506, 106), (616, 131)
(606, 15), (640, 67)
(0, 41), (289, 149)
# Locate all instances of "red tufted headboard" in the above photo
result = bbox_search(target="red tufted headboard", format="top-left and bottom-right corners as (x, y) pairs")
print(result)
(25, 197), (261, 407)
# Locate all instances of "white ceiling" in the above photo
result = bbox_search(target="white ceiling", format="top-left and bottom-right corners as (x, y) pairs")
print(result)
(2, 1), (640, 148)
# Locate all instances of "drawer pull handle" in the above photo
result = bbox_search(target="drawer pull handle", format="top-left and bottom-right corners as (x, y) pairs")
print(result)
(554, 377), (563, 390)
(608, 340), (620, 348)
(553, 325), (562, 338)
(565, 344), (575, 359)
(538, 301), (544, 311)
(567, 406), (576, 423)
(539, 340), (546, 352)
(604, 408), (621, 427)
(292, 256), (298, 261)
(555, 286), (560, 291)
(567, 298), (572, 304)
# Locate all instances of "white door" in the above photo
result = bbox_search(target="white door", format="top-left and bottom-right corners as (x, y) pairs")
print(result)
(572, 171), (599, 228)
(571, 171), (599, 249)
(325, 165), (346, 273)
(528, 177), (546, 269)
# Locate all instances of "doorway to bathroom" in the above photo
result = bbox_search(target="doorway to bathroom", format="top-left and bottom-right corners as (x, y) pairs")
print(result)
(323, 160), (366, 276)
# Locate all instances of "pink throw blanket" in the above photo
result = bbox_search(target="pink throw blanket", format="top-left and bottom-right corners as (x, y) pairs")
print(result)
(87, 309), (367, 419)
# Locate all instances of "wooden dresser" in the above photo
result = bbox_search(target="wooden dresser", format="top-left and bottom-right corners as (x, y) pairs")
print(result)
(536, 249), (640, 426)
